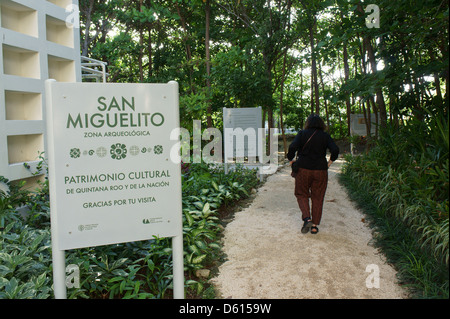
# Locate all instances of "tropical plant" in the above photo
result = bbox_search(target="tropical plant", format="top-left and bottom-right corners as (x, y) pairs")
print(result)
(0, 160), (259, 299)
(340, 107), (449, 298)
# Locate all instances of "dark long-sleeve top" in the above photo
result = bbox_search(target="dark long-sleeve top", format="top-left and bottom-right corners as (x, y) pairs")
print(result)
(287, 128), (340, 170)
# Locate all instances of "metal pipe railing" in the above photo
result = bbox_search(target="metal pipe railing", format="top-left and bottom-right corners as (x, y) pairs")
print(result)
(80, 56), (109, 82)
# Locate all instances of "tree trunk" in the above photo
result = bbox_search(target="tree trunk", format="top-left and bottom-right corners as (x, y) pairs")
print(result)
(357, 3), (387, 127)
(309, 16), (320, 115)
(279, 0), (292, 156)
(147, 23), (153, 78)
(343, 42), (352, 137)
(318, 62), (330, 133)
(205, 0), (212, 127)
(279, 51), (288, 157)
(81, 0), (95, 57)
(175, 4), (194, 93)
(340, 11), (352, 137)
(299, 61), (304, 128)
(138, 0), (144, 82)
(369, 96), (378, 139)
(263, 50), (274, 129)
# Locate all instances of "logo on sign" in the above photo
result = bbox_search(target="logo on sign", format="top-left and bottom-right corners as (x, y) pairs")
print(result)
(142, 217), (163, 225)
(78, 224), (98, 231)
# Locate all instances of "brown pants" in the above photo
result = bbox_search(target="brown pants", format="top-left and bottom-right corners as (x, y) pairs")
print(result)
(294, 168), (328, 225)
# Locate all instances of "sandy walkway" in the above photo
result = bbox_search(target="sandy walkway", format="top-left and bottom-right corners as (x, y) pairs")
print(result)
(212, 159), (408, 299)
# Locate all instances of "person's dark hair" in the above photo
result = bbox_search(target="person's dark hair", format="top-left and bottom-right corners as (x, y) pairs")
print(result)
(304, 114), (326, 130)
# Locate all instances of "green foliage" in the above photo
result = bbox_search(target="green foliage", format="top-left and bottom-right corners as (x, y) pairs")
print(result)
(211, 46), (270, 109)
(0, 222), (52, 299)
(179, 89), (211, 128)
(340, 109), (449, 298)
(0, 162), (259, 299)
(79, 0), (448, 137)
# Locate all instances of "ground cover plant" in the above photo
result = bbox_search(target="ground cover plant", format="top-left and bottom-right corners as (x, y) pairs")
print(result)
(339, 109), (449, 298)
(0, 162), (260, 299)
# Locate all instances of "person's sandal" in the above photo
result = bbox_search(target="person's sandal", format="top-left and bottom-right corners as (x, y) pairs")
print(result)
(311, 226), (319, 234)
(301, 218), (313, 233)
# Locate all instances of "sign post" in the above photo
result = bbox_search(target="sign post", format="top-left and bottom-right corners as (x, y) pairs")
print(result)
(45, 80), (184, 299)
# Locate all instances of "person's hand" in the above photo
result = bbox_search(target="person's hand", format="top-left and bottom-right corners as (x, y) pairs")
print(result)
(289, 161), (293, 166)
(328, 160), (333, 168)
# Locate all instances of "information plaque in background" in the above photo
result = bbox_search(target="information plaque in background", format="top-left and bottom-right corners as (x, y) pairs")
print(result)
(223, 107), (262, 161)
(350, 113), (380, 136)
(349, 113), (380, 155)
(46, 81), (182, 250)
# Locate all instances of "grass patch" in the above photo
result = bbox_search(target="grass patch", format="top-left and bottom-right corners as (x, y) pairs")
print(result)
(339, 169), (449, 299)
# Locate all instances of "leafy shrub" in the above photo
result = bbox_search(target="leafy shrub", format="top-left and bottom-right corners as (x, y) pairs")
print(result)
(340, 109), (449, 298)
(0, 222), (52, 299)
(0, 162), (259, 299)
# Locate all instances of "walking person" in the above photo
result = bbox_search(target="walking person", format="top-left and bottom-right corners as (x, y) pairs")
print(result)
(287, 114), (339, 234)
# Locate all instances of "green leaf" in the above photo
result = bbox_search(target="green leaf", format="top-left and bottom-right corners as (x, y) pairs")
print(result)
(4, 277), (19, 298)
(33, 272), (47, 288)
(193, 201), (204, 209)
(0, 265), (12, 277)
(195, 240), (208, 250)
(316, 40), (326, 48)
(112, 269), (128, 277)
(119, 280), (127, 294)
(202, 202), (210, 214)
(108, 276), (125, 283)
(184, 211), (194, 227)
(192, 254), (207, 264)
(208, 243), (221, 250)
(134, 281), (141, 295)
(147, 259), (155, 273)
(189, 244), (200, 255)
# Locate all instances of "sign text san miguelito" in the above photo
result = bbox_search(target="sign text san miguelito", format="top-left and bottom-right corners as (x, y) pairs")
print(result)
(66, 96), (165, 129)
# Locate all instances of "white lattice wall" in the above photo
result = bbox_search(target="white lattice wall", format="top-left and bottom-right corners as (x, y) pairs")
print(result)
(0, 0), (81, 185)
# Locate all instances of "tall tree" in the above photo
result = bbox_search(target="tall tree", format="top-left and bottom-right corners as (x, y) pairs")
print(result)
(355, 2), (387, 128)
(218, 0), (301, 128)
(204, 0), (212, 127)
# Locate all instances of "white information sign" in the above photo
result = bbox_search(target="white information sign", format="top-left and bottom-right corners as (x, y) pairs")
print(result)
(223, 107), (262, 160)
(350, 113), (380, 136)
(46, 81), (182, 251)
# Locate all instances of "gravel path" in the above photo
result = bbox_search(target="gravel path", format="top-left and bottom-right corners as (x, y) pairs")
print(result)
(212, 159), (408, 299)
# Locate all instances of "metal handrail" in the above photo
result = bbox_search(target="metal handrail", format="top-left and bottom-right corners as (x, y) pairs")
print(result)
(81, 56), (109, 82)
